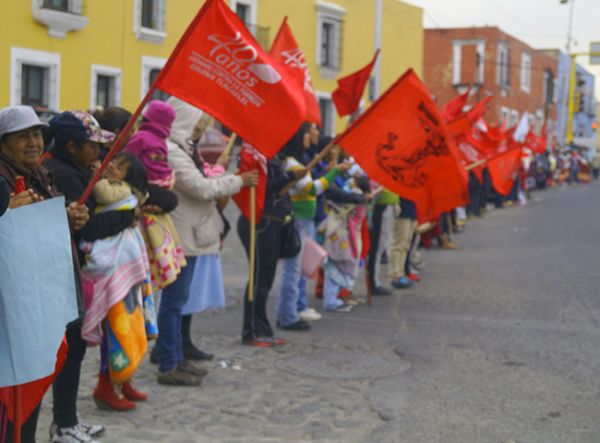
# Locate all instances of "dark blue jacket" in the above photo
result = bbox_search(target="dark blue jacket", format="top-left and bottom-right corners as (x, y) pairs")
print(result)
(0, 176), (8, 216)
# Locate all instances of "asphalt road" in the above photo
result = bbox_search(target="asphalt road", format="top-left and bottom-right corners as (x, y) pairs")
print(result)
(37, 182), (600, 443)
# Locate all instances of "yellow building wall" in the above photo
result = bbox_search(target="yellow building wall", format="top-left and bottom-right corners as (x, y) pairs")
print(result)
(1, 0), (423, 134)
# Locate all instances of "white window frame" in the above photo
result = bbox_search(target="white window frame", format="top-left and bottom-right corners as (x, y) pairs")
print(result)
(316, 1), (346, 79)
(496, 42), (509, 88)
(31, 0), (89, 38)
(500, 106), (510, 126)
(133, 0), (166, 44)
(509, 110), (519, 128)
(452, 39), (485, 85)
(520, 52), (531, 93)
(140, 55), (167, 100)
(316, 91), (335, 137)
(90, 64), (122, 110)
(10, 47), (60, 110)
(229, 0), (258, 26)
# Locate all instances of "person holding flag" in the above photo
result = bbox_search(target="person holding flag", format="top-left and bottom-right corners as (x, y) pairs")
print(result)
(154, 98), (258, 385)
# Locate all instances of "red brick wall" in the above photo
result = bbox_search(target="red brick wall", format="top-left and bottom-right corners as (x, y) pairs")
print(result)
(424, 27), (556, 131)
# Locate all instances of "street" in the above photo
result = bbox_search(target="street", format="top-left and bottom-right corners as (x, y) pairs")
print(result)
(38, 183), (600, 443)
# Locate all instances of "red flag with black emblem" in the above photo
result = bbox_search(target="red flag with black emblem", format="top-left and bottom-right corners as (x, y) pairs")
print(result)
(332, 50), (380, 117)
(153, 0), (305, 158)
(334, 69), (468, 223)
(232, 143), (267, 223)
(270, 17), (321, 126)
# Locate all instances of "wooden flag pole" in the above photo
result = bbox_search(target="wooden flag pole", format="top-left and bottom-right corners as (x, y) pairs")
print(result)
(222, 133), (238, 158)
(248, 186), (256, 303)
(465, 158), (487, 171)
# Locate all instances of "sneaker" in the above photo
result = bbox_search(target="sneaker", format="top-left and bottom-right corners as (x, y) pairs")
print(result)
(51, 420), (104, 440)
(299, 308), (322, 321)
(276, 320), (311, 331)
(331, 303), (353, 313)
(178, 360), (209, 378)
(372, 286), (392, 296)
(407, 273), (421, 283)
(392, 277), (413, 289)
(242, 337), (274, 348)
(157, 367), (202, 386)
(52, 426), (99, 443)
(75, 421), (105, 438)
(183, 344), (214, 361)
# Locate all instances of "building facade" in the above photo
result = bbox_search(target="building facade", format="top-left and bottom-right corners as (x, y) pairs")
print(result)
(424, 27), (557, 139)
(2, 0), (423, 135)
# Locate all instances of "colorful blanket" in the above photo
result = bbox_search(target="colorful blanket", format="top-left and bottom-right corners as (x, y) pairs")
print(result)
(80, 196), (150, 345)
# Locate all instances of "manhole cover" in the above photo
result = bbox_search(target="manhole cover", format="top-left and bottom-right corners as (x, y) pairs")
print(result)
(275, 351), (410, 380)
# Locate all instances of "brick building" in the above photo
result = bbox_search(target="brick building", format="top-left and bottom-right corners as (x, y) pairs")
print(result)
(424, 27), (557, 137)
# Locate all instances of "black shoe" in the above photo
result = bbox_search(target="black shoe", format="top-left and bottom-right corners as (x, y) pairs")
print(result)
(183, 345), (214, 361)
(150, 346), (158, 365)
(372, 286), (392, 296)
(276, 320), (311, 331)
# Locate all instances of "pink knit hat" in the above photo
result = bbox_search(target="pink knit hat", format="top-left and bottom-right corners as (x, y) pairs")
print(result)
(143, 100), (176, 129)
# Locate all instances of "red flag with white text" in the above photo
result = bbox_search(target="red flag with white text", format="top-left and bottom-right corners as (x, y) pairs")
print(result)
(332, 50), (380, 117)
(270, 18), (321, 126)
(153, 0), (305, 158)
(334, 69), (468, 223)
(232, 143), (267, 223)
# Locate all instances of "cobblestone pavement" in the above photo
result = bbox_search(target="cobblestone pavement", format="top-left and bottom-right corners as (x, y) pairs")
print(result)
(37, 184), (600, 442)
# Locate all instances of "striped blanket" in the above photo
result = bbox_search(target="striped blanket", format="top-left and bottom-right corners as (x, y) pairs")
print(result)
(80, 196), (149, 345)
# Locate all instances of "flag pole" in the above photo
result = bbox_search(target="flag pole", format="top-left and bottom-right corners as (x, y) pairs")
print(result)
(248, 186), (256, 303)
(13, 385), (20, 443)
(222, 133), (238, 158)
(279, 142), (336, 196)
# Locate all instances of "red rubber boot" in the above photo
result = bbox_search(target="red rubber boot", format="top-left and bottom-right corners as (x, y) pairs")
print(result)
(93, 373), (136, 411)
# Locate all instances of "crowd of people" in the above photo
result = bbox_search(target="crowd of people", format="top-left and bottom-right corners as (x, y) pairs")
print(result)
(0, 98), (590, 443)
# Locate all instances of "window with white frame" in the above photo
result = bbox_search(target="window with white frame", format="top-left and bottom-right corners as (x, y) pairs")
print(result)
(134, 0), (166, 44)
(140, 55), (168, 100)
(10, 47), (60, 110)
(509, 110), (519, 128)
(520, 52), (531, 93)
(316, 1), (345, 77)
(317, 93), (335, 137)
(496, 42), (509, 88)
(230, 0), (257, 25)
(500, 106), (510, 126)
(452, 39), (485, 85)
(90, 65), (121, 110)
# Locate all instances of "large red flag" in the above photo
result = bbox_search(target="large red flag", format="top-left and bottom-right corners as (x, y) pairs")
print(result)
(487, 146), (523, 196)
(332, 50), (380, 117)
(456, 136), (485, 182)
(441, 88), (470, 121)
(335, 69), (468, 223)
(269, 17), (321, 126)
(232, 143), (267, 223)
(153, 0), (305, 158)
(0, 337), (67, 423)
(524, 130), (546, 155)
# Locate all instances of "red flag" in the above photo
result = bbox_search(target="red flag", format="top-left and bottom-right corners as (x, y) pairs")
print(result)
(269, 18), (321, 126)
(524, 131), (546, 154)
(232, 143), (267, 223)
(487, 146), (523, 196)
(0, 337), (67, 423)
(334, 69), (468, 223)
(467, 96), (493, 124)
(332, 50), (380, 117)
(456, 136), (485, 182)
(441, 88), (470, 121)
(153, 0), (305, 158)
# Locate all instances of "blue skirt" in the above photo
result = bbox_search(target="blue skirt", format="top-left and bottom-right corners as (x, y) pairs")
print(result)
(181, 254), (225, 315)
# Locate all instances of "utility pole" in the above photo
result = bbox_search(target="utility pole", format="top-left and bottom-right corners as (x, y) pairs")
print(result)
(373, 0), (383, 99)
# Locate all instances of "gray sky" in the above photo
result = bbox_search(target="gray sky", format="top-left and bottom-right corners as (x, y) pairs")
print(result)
(404, 0), (600, 100)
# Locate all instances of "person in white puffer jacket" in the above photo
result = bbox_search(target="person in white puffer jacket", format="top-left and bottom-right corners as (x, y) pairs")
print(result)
(153, 97), (258, 386)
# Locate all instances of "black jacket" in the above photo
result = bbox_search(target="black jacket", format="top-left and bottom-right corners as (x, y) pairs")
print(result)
(43, 151), (135, 246)
(263, 156), (295, 220)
